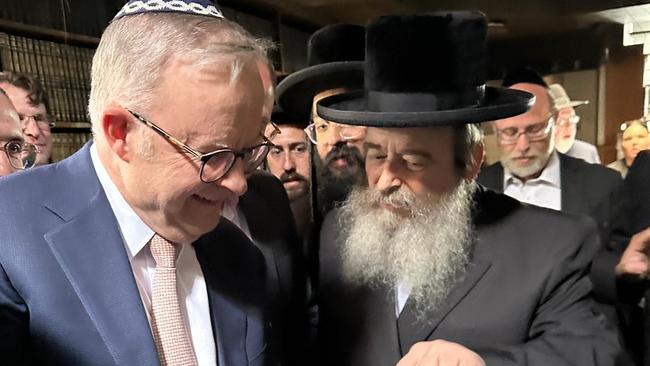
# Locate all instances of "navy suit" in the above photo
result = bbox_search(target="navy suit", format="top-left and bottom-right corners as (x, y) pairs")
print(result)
(0, 143), (269, 366)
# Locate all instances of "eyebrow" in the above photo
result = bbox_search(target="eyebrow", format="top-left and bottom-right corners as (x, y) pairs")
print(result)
(400, 149), (432, 159)
(363, 141), (384, 151)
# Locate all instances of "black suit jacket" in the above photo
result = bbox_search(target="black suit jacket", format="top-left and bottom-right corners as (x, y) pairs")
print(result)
(318, 187), (621, 366)
(477, 153), (624, 305)
(238, 171), (310, 366)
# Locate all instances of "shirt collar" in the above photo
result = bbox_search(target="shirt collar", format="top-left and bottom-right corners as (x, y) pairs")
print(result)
(504, 151), (561, 188)
(90, 143), (155, 259)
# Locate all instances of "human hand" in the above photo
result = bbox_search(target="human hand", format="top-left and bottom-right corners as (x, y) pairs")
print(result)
(616, 226), (650, 279)
(396, 339), (485, 366)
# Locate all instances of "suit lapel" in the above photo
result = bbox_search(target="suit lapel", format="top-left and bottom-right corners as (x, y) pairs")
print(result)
(559, 154), (582, 213)
(397, 259), (491, 354)
(45, 178), (158, 365)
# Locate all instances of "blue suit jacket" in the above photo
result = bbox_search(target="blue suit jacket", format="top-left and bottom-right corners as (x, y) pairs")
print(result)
(0, 143), (269, 366)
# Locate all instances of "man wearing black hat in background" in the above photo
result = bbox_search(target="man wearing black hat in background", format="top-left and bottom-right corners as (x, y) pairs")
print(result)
(317, 12), (620, 366)
(277, 23), (367, 219)
(265, 107), (313, 239)
(477, 69), (626, 345)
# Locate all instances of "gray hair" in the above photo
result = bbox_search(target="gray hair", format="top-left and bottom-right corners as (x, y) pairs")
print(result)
(88, 12), (272, 136)
(453, 123), (483, 175)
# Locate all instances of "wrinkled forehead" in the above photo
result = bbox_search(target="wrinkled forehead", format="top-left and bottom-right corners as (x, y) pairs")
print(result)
(365, 126), (454, 152)
(266, 124), (308, 143)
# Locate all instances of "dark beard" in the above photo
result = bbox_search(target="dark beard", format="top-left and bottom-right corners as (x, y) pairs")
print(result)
(314, 144), (366, 215)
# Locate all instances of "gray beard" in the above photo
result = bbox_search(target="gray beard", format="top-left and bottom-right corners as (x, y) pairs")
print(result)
(338, 180), (477, 318)
(500, 153), (551, 179)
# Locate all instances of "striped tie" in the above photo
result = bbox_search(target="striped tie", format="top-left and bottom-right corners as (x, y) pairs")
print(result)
(149, 234), (198, 366)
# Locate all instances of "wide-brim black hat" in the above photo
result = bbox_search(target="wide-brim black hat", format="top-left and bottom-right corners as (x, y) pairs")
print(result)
(317, 12), (534, 127)
(276, 24), (365, 119)
(271, 106), (309, 129)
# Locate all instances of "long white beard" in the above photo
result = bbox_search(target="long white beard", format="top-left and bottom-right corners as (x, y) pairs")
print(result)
(339, 180), (477, 317)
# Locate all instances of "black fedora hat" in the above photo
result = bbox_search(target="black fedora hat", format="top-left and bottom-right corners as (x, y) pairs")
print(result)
(276, 23), (365, 119)
(271, 106), (309, 129)
(317, 12), (534, 127)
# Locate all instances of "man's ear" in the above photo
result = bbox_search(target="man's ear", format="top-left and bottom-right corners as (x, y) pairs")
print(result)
(101, 106), (132, 162)
(464, 143), (484, 181)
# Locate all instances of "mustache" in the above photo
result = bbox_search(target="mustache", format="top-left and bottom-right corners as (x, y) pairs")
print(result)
(323, 144), (364, 167)
(367, 187), (416, 210)
(279, 171), (308, 183)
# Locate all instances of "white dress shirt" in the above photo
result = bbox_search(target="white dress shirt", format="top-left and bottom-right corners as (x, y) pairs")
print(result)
(395, 283), (411, 317)
(90, 144), (217, 366)
(503, 151), (562, 211)
(222, 202), (252, 241)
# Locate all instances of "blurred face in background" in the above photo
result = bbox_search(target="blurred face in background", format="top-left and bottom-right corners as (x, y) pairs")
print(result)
(0, 93), (24, 176)
(265, 124), (311, 202)
(0, 83), (52, 165)
(310, 90), (366, 180)
(621, 122), (650, 166)
(554, 107), (579, 154)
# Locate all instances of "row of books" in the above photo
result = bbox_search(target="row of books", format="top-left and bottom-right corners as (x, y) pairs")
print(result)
(0, 32), (95, 123)
(50, 132), (93, 163)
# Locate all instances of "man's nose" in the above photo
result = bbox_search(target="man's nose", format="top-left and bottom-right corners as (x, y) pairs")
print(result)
(283, 151), (296, 172)
(22, 117), (41, 140)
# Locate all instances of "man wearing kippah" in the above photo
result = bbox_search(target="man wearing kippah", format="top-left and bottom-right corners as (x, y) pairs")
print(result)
(317, 12), (621, 366)
(0, 1), (277, 365)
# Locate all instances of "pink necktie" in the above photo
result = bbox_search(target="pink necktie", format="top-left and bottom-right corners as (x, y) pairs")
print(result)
(149, 234), (198, 366)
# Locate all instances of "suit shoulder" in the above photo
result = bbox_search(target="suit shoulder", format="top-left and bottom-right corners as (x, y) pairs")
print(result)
(562, 153), (621, 183)
(475, 189), (597, 250)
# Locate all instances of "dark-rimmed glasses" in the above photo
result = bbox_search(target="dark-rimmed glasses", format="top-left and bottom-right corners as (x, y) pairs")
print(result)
(0, 140), (38, 170)
(495, 113), (557, 145)
(127, 109), (275, 183)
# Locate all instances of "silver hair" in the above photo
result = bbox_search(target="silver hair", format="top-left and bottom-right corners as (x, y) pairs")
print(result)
(340, 180), (477, 318)
(88, 12), (272, 136)
(453, 123), (483, 174)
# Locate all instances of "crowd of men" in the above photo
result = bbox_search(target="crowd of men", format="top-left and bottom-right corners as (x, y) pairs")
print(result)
(2, 1), (650, 366)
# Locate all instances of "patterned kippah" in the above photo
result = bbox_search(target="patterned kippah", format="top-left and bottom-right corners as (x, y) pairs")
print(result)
(113, 0), (224, 21)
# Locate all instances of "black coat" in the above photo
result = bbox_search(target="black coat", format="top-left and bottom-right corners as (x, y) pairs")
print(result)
(317, 187), (621, 366)
(238, 171), (310, 366)
(477, 153), (624, 306)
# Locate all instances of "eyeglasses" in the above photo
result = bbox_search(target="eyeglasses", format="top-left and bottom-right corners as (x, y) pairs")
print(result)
(0, 140), (38, 170)
(495, 113), (556, 145)
(126, 109), (275, 183)
(266, 120), (281, 141)
(19, 113), (56, 131)
(304, 121), (365, 145)
(556, 115), (580, 127)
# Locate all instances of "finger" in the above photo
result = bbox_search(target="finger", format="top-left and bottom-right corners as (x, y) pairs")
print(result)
(397, 348), (423, 366)
(630, 227), (650, 252)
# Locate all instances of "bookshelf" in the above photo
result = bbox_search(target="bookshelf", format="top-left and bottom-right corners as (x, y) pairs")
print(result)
(0, 32), (95, 162)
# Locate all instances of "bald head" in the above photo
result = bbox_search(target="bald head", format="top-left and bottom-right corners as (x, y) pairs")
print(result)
(0, 92), (23, 176)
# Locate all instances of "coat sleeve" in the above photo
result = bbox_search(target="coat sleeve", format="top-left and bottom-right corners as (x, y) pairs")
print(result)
(478, 221), (622, 366)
